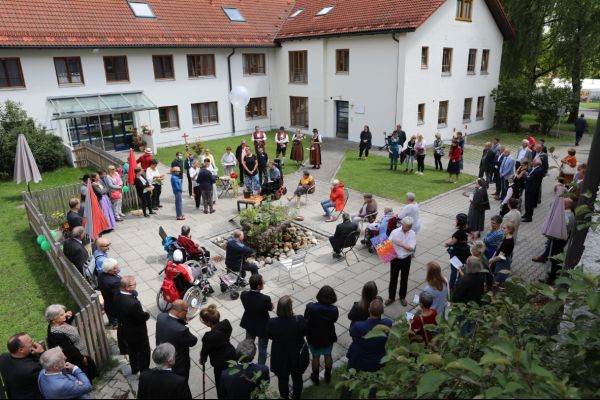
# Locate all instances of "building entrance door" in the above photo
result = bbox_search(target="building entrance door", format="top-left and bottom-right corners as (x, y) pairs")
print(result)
(67, 112), (134, 151)
(335, 101), (349, 138)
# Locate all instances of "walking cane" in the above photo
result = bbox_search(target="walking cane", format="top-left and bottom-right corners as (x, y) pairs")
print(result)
(202, 363), (206, 400)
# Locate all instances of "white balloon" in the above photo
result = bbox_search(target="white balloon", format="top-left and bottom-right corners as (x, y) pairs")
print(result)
(229, 86), (250, 110)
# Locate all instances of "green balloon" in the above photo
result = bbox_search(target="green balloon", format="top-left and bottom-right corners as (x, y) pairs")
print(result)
(36, 234), (45, 244)
(40, 241), (51, 251)
(51, 231), (58, 239)
(122, 186), (129, 194)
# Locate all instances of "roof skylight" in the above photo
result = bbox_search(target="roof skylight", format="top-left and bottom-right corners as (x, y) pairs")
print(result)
(223, 7), (246, 22)
(128, 2), (156, 18)
(316, 5), (335, 16)
(290, 8), (304, 18)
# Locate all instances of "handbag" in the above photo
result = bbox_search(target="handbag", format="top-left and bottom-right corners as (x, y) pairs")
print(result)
(560, 164), (576, 175)
(296, 316), (310, 374)
(110, 190), (122, 200)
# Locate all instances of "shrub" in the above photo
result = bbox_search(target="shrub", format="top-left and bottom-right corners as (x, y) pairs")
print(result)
(531, 84), (576, 135)
(491, 78), (531, 132)
(0, 100), (66, 178)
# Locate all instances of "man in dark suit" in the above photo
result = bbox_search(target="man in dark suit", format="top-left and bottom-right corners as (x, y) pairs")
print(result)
(155, 300), (198, 381)
(479, 142), (496, 185)
(522, 159), (545, 222)
(226, 230), (259, 278)
(240, 275), (273, 366)
(220, 339), (270, 399)
(0, 332), (44, 399)
(66, 198), (83, 229)
(62, 226), (88, 276)
(138, 343), (192, 399)
(113, 276), (151, 375)
(393, 124), (407, 148)
(235, 139), (247, 186)
(532, 143), (549, 174)
(329, 213), (359, 259)
(98, 258), (121, 329)
(492, 145), (505, 198)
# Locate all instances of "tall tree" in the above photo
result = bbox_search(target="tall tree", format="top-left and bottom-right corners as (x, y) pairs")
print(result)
(550, 0), (600, 122)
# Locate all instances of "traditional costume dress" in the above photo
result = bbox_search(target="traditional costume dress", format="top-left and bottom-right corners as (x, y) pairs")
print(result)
(275, 130), (289, 165)
(290, 131), (304, 164)
(252, 130), (266, 154)
(309, 132), (322, 169)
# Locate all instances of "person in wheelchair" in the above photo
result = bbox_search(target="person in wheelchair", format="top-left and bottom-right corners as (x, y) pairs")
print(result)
(169, 250), (203, 283)
(362, 207), (395, 245)
(329, 213), (359, 259)
(226, 230), (259, 283)
(260, 161), (282, 197)
(177, 225), (210, 261)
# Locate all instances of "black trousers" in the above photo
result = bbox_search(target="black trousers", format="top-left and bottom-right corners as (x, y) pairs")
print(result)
(359, 143), (370, 158)
(126, 334), (150, 374)
(238, 163), (245, 185)
(547, 239), (568, 284)
(186, 173), (193, 196)
(151, 184), (162, 208)
(277, 372), (303, 399)
(389, 256), (412, 300)
(434, 153), (443, 170)
(493, 170), (501, 195)
(523, 190), (538, 219)
(201, 189), (213, 211)
(193, 186), (201, 208)
(416, 154), (425, 172)
(214, 366), (225, 399)
(140, 192), (152, 216)
(258, 167), (268, 184)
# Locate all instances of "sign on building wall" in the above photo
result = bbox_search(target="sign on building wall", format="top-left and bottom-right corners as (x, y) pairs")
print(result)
(353, 104), (365, 114)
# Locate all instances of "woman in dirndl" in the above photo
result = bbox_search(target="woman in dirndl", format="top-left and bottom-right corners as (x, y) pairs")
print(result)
(309, 129), (322, 169)
(91, 172), (116, 231)
(291, 128), (304, 165)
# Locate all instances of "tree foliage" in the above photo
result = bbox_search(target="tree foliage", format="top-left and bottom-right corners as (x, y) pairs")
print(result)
(337, 269), (600, 399)
(531, 84), (576, 135)
(491, 78), (531, 132)
(0, 100), (66, 179)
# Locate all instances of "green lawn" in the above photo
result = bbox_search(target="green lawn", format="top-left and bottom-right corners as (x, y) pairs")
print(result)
(155, 129), (303, 176)
(302, 366), (347, 399)
(336, 151), (475, 203)
(580, 102), (599, 109)
(0, 167), (92, 343)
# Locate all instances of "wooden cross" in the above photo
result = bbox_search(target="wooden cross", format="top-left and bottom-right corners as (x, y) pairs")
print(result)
(182, 132), (189, 152)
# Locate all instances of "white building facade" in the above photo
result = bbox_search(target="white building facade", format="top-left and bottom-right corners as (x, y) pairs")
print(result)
(0, 0), (513, 151)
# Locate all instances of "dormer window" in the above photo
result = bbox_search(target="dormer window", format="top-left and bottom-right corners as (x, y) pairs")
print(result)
(316, 5), (335, 16)
(456, 0), (472, 21)
(223, 7), (246, 22)
(128, 2), (155, 18)
(290, 8), (304, 18)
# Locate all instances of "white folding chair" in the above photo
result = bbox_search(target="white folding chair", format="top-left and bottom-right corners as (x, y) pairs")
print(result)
(278, 252), (311, 290)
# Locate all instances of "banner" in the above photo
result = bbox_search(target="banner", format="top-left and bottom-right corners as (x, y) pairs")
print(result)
(371, 234), (398, 263)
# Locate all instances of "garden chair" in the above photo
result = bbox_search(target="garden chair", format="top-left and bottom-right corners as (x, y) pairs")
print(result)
(338, 230), (360, 266)
(332, 188), (350, 221)
(277, 252), (311, 290)
(303, 183), (317, 206)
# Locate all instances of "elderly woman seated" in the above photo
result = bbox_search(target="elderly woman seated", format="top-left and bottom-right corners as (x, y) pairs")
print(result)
(286, 170), (315, 209)
(260, 161), (282, 197)
(45, 304), (98, 380)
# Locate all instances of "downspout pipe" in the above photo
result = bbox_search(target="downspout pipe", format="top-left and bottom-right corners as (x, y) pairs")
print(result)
(392, 33), (400, 126)
(227, 48), (236, 135)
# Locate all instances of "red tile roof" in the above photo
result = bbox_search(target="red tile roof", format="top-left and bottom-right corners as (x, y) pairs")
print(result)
(277, 0), (514, 40)
(0, 0), (294, 48)
(0, 0), (513, 48)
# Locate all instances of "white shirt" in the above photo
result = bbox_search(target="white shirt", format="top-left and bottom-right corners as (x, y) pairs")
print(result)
(221, 152), (236, 167)
(189, 166), (199, 180)
(389, 228), (417, 259)
(276, 132), (289, 144)
(145, 168), (161, 183)
(208, 163), (218, 176)
(397, 203), (421, 233)
(517, 147), (528, 162)
(252, 131), (266, 142)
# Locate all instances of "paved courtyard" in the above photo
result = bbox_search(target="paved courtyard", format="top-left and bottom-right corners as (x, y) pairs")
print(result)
(91, 135), (592, 399)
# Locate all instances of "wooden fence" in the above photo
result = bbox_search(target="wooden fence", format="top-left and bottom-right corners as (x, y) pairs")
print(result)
(23, 192), (111, 369)
(73, 142), (126, 170)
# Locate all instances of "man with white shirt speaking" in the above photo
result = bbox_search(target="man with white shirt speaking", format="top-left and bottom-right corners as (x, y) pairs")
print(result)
(385, 217), (417, 307)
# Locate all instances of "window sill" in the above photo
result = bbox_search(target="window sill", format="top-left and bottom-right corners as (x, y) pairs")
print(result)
(467, 71), (476, 75)
(455, 17), (472, 22)
(188, 75), (216, 80)
(441, 72), (451, 77)
(291, 125), (309, 129)
(246, 116), (268, 121)
(421, 66), (428, 70)
(160, 127), (180, 132)
(437, 123), (448, 128)
(335, 71), (349, 75)
(480, 71), (489, 75)
(106, 80), (130, 84)
(476, 117), (484, 121)
(192, 122), (220, 128)
(417, 121), (424, 125)
(289, 81), (308, 84)
(243, 73), (266, 77)
(155, 78), (176, 82)
(0, 86), (26, 91)
(58, 83), (85, 87)
(463, 118), (471, 123)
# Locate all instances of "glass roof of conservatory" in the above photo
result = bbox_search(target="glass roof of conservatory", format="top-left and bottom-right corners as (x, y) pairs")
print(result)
(48, 92), (157, 120)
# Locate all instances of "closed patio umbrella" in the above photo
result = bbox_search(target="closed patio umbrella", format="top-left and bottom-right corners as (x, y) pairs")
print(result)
(541, 192), (568, 241)
(13, 134), (42, 192)
(84, 181), (110, 241)
(127, 149), (137, 185)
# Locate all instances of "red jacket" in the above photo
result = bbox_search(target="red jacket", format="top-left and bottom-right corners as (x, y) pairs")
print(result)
(177, 235), (203, 256)
(528, 136), (536, 151)
(449, 146), (462, 162)
(329, 182), (346, 211)
(136, 154), (153, 170)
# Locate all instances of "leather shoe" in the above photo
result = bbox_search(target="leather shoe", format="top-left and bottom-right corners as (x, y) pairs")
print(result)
(532, 256), (547, 263)
(522, 218), (532, 222)
(400, 299), (408, 307)
(384, 298), (395, 306)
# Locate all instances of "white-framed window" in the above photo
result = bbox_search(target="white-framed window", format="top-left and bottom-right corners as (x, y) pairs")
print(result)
(129, 2), (155, 18)
(476, 96), (485, 120)
(438, 101), (449, 126)
(442, 48), (453, 75)
(418, 103), (425, 125)
(463, 97), (472, 122)
(192, 102), (218, 126)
